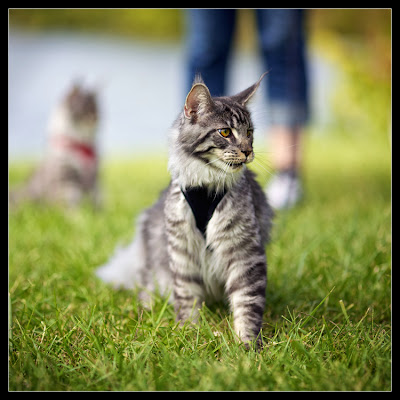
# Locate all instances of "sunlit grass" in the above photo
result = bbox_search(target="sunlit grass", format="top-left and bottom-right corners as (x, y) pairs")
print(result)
(9, 130), (391, 391)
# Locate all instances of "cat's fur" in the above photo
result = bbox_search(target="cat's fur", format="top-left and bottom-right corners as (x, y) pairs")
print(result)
(97, 73), (273, 344)
(10, 83), (100, 208)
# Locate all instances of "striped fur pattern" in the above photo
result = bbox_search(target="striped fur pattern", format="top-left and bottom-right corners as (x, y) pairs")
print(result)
(97, 73), (273, 344)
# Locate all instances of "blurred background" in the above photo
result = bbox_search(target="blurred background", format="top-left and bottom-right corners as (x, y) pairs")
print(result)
(8, 9), (391, 161)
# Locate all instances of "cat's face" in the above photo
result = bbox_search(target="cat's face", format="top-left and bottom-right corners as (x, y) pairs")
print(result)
(65, 84), (98, 124)
(49, 83), (99, 143)
(182, 96), (255, 171)
(169, 73), (267, 190)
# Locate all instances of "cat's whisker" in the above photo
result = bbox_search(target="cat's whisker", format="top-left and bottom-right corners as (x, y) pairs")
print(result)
(215, 159), (232, 199)
(252, 158), (275, 178)
(214, 160), (228, 197)
(204, 155), (224, 167)
(252, 150), (274, 155)
(253, 154), (274, 170)
(223, 161), (233, 193)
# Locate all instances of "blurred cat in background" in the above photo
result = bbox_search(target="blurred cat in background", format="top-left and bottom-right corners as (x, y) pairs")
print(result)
(10, 82), (101, 208)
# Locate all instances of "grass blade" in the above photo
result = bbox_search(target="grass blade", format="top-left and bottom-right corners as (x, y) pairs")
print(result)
(300, 287), (335, 329)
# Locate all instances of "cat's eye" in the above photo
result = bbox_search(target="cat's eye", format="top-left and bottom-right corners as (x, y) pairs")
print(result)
(247, 129), (253, 137)
(218, 128), (231, 138)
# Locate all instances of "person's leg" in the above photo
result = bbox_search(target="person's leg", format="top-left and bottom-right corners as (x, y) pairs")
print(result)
(256, 9), (309, 209)
(266, 125), (304, 209)
(185, 9), (236, 96)
(269, 125), (303, 172)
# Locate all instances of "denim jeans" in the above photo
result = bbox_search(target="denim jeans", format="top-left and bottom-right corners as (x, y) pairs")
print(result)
(185, 9), (309, 127)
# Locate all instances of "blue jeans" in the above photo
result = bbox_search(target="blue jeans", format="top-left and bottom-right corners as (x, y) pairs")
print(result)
(185, 9), (309, 127)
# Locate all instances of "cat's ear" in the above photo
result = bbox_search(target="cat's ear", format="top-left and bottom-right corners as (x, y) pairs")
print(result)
(184, 83), (213, 119)
(232, 71), (269, 106)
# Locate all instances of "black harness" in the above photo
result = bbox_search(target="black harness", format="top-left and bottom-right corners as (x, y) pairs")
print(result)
(181, 186), (227, 237)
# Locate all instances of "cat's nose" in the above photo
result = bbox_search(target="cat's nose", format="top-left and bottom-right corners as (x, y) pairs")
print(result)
(242, 150), (252, 158)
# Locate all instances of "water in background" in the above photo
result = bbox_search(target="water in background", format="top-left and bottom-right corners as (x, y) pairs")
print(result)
(9, 29), (337, 161)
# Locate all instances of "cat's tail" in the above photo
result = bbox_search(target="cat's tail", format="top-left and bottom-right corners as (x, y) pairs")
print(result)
(95, 235), (145, 290)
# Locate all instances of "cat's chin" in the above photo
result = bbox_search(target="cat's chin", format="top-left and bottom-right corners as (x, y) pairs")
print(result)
(228, 163), (244, 171)
(228, 160), (255, 171)
(211, 158), (244, 172)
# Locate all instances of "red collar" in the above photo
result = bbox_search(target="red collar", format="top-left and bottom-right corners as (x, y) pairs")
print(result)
(52, 135), (97, 163)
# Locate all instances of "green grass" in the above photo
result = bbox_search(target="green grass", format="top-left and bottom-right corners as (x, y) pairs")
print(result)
(9, 131), (391, 391)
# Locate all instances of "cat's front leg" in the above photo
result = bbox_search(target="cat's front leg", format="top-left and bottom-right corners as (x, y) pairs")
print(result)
(173, 272), (205, 324)
(226, 258), (267, 346)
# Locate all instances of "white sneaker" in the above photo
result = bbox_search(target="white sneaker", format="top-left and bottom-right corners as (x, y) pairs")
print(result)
(265, 171), (303, 210)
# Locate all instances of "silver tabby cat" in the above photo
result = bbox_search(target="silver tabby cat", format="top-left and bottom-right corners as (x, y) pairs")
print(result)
(97, 73), (274, 344)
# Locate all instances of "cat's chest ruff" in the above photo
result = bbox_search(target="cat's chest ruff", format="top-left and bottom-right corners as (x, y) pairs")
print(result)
(181, 186), (227, 238)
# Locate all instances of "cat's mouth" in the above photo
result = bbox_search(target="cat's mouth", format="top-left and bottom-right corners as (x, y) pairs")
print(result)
(228, 157), (254, 169)
(229, 162), (245, 169)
